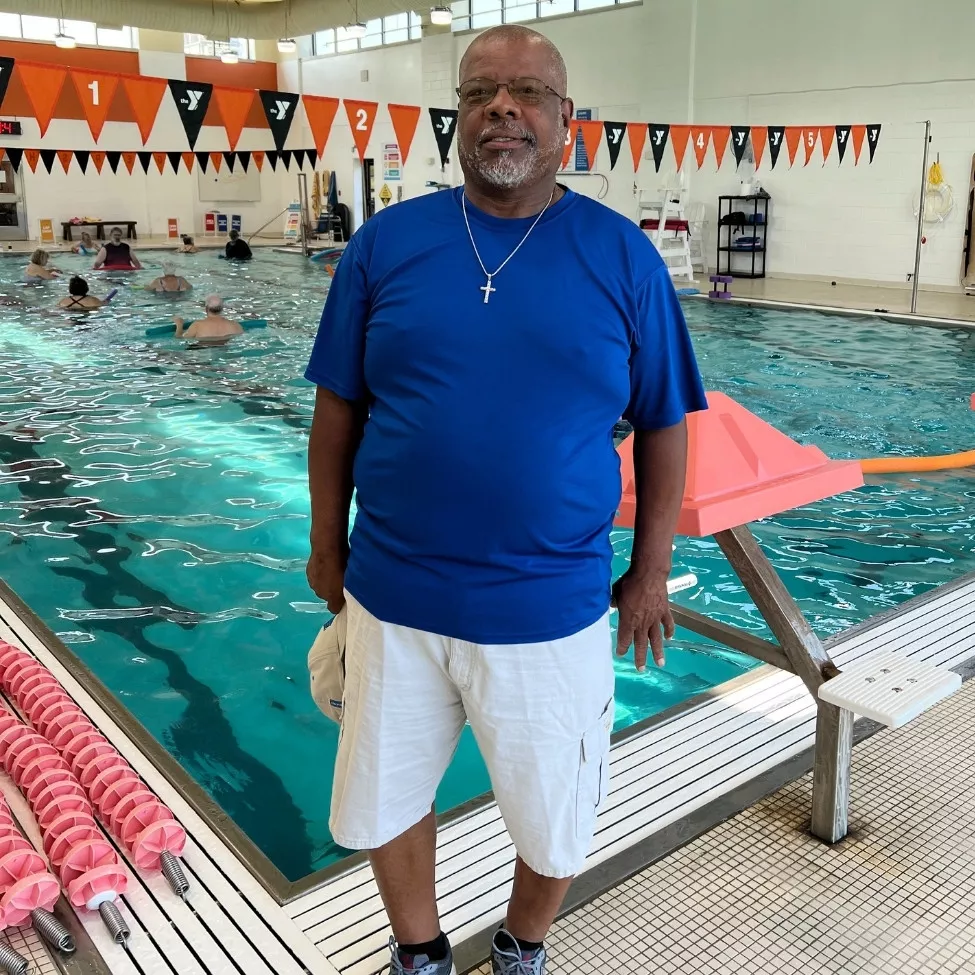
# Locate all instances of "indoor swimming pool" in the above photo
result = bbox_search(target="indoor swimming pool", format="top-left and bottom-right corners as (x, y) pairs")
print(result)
(0, 249), (972, 883)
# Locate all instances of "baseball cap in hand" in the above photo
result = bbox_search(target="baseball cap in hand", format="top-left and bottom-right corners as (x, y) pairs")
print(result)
(308, 605), (347, 722)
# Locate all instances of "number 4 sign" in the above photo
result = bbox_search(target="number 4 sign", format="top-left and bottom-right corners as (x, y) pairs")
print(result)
(344, 99), (379, 161)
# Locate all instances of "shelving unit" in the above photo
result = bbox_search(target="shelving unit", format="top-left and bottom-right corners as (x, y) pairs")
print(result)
(716, 194), (770, 279)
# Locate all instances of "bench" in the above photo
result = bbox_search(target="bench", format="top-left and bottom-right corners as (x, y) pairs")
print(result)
(61, 221), (138, 242)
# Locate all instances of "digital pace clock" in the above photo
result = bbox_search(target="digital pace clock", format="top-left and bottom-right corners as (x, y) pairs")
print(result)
(0, 120), (22, 136)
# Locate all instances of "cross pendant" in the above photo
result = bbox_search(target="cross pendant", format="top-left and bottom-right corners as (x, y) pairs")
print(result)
(480, 276), (496, 304)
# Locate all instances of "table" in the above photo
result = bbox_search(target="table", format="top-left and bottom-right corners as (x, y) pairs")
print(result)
(61, 221), (138, 242)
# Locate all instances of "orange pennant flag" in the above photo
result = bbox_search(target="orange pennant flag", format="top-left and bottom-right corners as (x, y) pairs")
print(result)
(122, 76), (167, 144)
(710, 127), (731, 169)
(689, 126), (711, 168)
(252, 150), (265, 172)
(181, 151), (195, 173)
(121, 151), (136, 174)
(210, 152), (223, 173)
(669, 125), (691, 170)
(577, 120), (603, 170)
(561, 122), (579, 169)
(819, 126), (835, 165)
(801, 127), (819, 166)
(344, 99), (378, 161)
(751, 127), (767, 171)
(152, 151), (166, 174)
(24, 148), (40, 173)
(851, 124), (866, 164)
(212, 86), (256, 152)
(57, 150), (74, 174)
(627, 123), (647, 172)
(387, 104), (421, 166)
(17, 63), (68, 138)
(784, 127), (802, 166)
(69, 69), (120, 142)
(90, 150), (106, 174)
(303, 95), (340, 158)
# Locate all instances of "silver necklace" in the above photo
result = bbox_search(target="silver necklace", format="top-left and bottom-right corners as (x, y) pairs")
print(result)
(462, 189), (556, 304)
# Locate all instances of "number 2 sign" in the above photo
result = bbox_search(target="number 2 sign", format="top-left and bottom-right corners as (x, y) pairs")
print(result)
(344, 99), (379, 161)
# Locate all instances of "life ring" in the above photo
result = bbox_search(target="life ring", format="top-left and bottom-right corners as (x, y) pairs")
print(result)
(914, 183), (954, 223)
(859, 450), (975, 474)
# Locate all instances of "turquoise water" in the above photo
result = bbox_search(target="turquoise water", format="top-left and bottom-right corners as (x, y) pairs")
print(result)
(0, 250), (973, 881)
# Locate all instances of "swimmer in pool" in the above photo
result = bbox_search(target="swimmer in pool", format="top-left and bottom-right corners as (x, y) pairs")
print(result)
(57, 275), (107, 311)
(174, 294), (244, 344)
(145, 262), (192, 294)
(224, 230), (253, 261)
(93, 227), (143, 270)
(72, 231), (96, 256)
(25, 249), (60, 282)
(177, 235), (198, 254)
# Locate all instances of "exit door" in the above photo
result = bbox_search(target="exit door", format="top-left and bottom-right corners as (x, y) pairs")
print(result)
(0, 159), (27, 240)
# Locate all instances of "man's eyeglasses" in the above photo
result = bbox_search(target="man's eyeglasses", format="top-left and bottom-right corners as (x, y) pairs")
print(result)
(456, 78), (566, 107)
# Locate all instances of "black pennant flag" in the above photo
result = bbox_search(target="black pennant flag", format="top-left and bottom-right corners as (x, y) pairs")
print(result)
(168, 79), (212, 150)
(137, 151), (152, 174)
(39, 149), (57, 174)
(429, 108), (458, 167)
(223, 151), (236, 172)
(767, 126), (785, 169)
(74, 150), (90, 175)
(195, 151), (209, 173)
(603, 122), (626, 170)
(730, 126), (750, 168)
(279, 149), (293, 170)
(0, 57), (14, 111)
(167, 151), (182, 173)
(835, 125), (851, 164)
(306, 148), (318, 167)
(259, 90), (300, 153)
(292, 148), (306, 169)
(265, 150), (279, 171)
(106, 151), (121, 174)
(5, 147), (21, 173)
(866, 124), (882, 163)
(648, 124), (670, 173)
(237, 150), (251, 173)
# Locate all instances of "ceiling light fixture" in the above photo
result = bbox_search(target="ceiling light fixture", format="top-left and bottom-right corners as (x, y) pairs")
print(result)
(54, 31), (76, 48)
(221, 50), (239, 63)
(277, 38), (297, 53)
(346, 0), (367, 39)
(429, 6), (452, 25)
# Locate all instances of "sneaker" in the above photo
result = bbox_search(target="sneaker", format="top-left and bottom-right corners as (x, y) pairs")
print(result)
(387, 936), (457, 975)
(491, 929), (546, 975)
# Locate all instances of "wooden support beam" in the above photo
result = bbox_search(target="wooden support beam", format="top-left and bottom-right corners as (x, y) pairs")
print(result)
(670, 604), (796, 674)
(811, 702), (854, 843)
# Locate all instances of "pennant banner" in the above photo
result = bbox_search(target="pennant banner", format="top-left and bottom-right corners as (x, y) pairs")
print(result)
(0, 57), (14, 113)
(90, 151), (105, 174)
(121, 151), (136, 175)
(670, 125), (690, 171)
(345, 99), (379, 161)
(223, 151), (236, 172)
(106, 151), (121, 174)
(603, 121), (626, 170)
(578, 120), (603, 171)
(69, 69), (119, 142)
(152, 151), (166, 174)
(428, 107), (457, 168)
(265, 150), (278, 170)
(388, 103), (421, 166)
(561, 122), (577, 170)
(851, 124), (866, 164)
(6, 147), (21, 173)
(39, 149), (56, 174)
(17, 63), (67, 138)
(195, 151), (209, 173)
(751, 127), (767, 171)
(56, 149), (73, 174)
(866, 124), (881, 163)
(181, 151), (195, 173)
(627, 123), (647, 172)
(835, 125), (851, 164)
(210, 151), (223, 173)
(302, 95), (340, 159)
(137, 150), (152, 174)
(25, 148), (39, 173)
(802, 127), (818, 166)
(167, 150), (182, 173)
(690, 126), (710, 169)
(648, 123), (670, 172)
(253, 150), (265, 172)
(238, 150), (251, 173)
(213, 86), (256, 152)
(280, 149), (293, 170)
(730, 126), (750, 168)
(711, 127), (731, 170)
(74, 149), (89, 174)
(784, 126), (802, 167)
(169, 79), (212, 150)
(259, 90), (300, 152)
(819, 126), (835, 165)
(767, 126), (785, 169)
(123, 76), (168, 145)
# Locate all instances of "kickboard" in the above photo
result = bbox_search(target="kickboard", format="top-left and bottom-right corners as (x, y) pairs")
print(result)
(145, 318), (268, 337)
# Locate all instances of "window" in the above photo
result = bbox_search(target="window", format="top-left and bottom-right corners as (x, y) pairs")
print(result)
(451, 0), (634, 29)
(334, 26), (360, 52)
(0, 13), (21, 38)
(97, 25), (138, 48)
(360, 18), (383, 48)
(308, 11), (423, 55)
(383, 12), (409, 44)
(409, 11), (423, 38)
(470, 0), (503, 28)
(0, 14), (137, 45)
(184, 33), (255, 59)
(20, 16), (59, 41)
(312, 29), (335, 55)
(539, 0), (574, 15)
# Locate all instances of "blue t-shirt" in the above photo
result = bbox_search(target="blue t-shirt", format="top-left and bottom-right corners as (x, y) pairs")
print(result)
(305, 187), (707, 644)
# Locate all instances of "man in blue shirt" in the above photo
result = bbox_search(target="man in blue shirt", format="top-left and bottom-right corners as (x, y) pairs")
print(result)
(305, 24), (707, 975)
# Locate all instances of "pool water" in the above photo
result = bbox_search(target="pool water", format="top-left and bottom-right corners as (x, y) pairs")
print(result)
(0, 250), (973, 882)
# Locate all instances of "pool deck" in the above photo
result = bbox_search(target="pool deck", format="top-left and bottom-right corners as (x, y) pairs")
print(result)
(0, 569), (972, 975)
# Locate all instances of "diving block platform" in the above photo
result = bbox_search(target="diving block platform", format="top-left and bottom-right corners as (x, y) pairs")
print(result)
(616, 391), (961, 843)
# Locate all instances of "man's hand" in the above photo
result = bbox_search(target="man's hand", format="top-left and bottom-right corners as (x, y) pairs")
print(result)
(306, 546), (348, 613)
(612, 568), (675, 671)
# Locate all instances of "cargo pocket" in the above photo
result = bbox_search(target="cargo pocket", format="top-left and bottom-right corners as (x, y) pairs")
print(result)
(575, 698), (613, 837)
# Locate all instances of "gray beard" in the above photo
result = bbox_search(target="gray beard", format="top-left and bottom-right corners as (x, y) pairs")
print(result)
(460, 128), (565, 189)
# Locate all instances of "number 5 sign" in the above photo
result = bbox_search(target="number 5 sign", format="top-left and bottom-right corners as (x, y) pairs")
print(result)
(344, 99), (379, 161)
(70, 70), (120, 142)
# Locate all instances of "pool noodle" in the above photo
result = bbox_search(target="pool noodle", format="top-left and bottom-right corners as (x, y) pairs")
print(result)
(144, 318), (268, 337)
